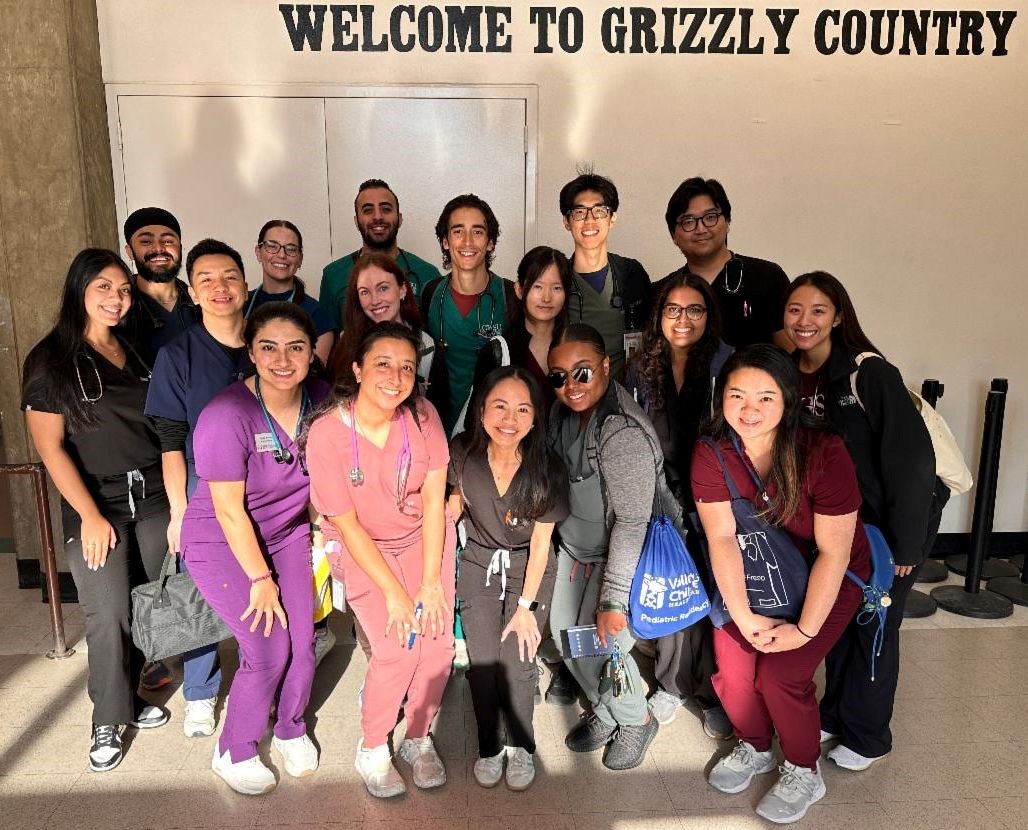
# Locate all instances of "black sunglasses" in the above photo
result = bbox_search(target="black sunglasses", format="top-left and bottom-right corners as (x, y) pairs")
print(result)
(547, 366), (596, 389)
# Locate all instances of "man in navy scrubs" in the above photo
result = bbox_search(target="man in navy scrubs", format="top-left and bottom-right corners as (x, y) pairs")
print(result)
(145, 238), (252, 738)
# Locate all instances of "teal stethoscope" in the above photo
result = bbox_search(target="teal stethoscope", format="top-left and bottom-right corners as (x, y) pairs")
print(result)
(254, 374), (310, 468)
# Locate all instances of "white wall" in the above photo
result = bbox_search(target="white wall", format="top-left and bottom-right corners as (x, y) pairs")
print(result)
(96, 1), (1028, 533)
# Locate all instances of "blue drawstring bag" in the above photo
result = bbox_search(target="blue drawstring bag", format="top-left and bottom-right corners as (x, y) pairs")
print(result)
(629, 514), (711, 639)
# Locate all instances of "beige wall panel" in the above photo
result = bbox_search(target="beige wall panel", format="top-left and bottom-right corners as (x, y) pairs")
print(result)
(0, 0), (67, 69)
(94, 1), (1028, 532)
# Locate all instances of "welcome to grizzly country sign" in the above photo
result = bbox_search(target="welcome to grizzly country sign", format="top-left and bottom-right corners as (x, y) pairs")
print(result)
(277, 5), (1017, 56)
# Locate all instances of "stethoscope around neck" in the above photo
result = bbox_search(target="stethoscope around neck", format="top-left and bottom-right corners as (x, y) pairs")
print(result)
(76, 339), (152, 403)
(432, 275), (504, 348)
(344, 400), (412, 491)
(568, 257), (624, 322)
(254, 374), (310, 466)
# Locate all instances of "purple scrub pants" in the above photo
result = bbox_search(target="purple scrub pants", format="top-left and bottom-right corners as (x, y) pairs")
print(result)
(184, 534), (315, 762)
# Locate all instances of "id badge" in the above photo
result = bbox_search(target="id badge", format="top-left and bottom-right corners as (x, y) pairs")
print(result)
(254, 432), (276, 453)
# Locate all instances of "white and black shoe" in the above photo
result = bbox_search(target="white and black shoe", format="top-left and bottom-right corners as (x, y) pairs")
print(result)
(89, 724), (124, 772)
(130, 704), (169, 729)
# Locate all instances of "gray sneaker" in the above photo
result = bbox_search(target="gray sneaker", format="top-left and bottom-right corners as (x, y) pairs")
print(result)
(565, 713), (617, 753)
(602, 716), (659, 770)
(647, 690), (682, 725)
(755, 761), (826, 824)
(708, 740), (777, 793)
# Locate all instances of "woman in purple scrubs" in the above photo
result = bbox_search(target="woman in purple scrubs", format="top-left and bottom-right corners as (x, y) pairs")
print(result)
(181, 302), (328, 796)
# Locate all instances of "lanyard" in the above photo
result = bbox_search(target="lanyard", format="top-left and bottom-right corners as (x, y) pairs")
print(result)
(245, 285), (296, 319)
(254, 375), (309, 465)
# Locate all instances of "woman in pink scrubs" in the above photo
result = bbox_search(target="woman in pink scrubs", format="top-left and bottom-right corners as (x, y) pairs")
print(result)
(181, 302), (329, 796)
(305, 321), (456, 799)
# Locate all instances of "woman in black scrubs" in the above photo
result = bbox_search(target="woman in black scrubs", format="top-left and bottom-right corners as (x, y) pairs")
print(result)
(22, 249), (170, 773)
(448, 366), (568, 791)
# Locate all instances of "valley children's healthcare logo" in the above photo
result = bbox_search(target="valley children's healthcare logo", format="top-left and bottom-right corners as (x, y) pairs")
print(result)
(639, 574), (668, 610)
(640, 571), (705, 612)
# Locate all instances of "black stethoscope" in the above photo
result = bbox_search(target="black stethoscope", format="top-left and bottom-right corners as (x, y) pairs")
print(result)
(76, 339), (153, 403)
(254, 374), (310, 466)
(430, 275), (505, 348)
(567, 256), (624, 322)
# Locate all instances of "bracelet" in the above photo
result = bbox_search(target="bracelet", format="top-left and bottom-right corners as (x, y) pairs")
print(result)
(598, 601), (628, 614)
(250, 572), (273, 585)
(796, 624), (816, 639)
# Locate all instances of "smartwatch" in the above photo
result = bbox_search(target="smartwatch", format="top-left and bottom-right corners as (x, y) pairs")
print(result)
(517, 596), (539, 611)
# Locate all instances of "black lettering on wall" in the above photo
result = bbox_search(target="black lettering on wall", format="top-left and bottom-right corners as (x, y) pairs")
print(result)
(446, 5), (483, 53)
(737, 8), (765, 53)
(629, 7), (658, 53)
(841, 9), (866, 54)
(361, 3), (389, 51)
(899, 9), (929, 54)
(933, 10), (958, 54)
(870, 9), (899, 55)
(766, 8), (799, 54)
(419, 5), (444, 52)
(709, 9), (737, 54)
(679, 8), (706, 54)
(529, 7), (556, 53)
(391, 4), (416, 51)
(330, 4), (357, 51)
(280, 3), (328, 51)
(559, 7), (584, 52)
(602, 7), (627, 54)
(957, 11), (985, 56)
(815, 9), (839, 54)
(485, 7), (512, 52)
(987, 10), (1016, 56)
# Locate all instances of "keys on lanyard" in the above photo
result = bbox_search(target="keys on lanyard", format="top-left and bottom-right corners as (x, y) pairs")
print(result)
(598, 642), (632, 699)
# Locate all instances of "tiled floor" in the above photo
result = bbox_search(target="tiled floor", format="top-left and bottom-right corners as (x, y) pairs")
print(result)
(0, 554), (1025, 830)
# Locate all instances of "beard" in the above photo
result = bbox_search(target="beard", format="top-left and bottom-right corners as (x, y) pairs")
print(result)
(135, 253), (182, 284)
(359, 223), (399, 253)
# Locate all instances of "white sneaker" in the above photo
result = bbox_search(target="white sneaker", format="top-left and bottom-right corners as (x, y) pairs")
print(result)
(355, 740), (406, 798)
(273, 734), (319, 777)
(647, 690), (682, 726)
(708, 740), (777, 794)
(183, 697), (217, 737)
(397, 735), (446, 788)
(314, 627), (336, 668)
(827, 744), (883, 771)
(453, 639), (470, 671)
(212, 747), (276, 795)
(755, 761), (826, 824)
(819, 729), (838, 743)
(505, 746), (535, 791)
(473, 749), (505, 788)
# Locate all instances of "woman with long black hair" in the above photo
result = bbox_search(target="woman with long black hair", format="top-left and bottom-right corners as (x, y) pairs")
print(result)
(22, 249), (170, 772)
(691, 345), (870, 823)
(783, 271), (941, 772)
(448, 366), (568, 790)
(624, 271), (733, 737)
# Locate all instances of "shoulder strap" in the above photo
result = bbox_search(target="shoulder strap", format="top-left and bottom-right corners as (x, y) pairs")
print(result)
(697, 437), (743, 501)
(849, 351), (883, 410)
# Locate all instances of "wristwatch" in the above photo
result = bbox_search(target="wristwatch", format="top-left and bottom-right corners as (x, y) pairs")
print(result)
(517, 596), (539, 611)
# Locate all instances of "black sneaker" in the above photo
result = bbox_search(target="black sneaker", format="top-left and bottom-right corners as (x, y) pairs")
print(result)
(602, 716), (659, 770)
(545, 663), (578, 707)
(140, 660), (172, 691)
(89, 724), (124, 772)
(130, 704), (169, 729)
(565, 713), (617, 753)
(702, 705), (734, 740)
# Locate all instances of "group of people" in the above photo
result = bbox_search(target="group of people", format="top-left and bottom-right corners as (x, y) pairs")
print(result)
(20, 172), (945, 825)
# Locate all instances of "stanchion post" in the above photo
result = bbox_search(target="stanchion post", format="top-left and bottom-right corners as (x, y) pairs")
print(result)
(920, 379), (942, 408)
(932, 380), (1013, 618)
(0, 462), (75, 658)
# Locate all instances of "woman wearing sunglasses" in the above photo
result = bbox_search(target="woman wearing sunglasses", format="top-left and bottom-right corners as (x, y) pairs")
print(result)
(305, 321), (455, 799)
(783, 272), (941, 773)
(246, 220), (335, 364)
(624, 272), (733, 738)
(180, 302), (328, 795)
(691, 345), (870, 823)
(327, 251), (433, 387)
(448, 366), (569, 790)
(545, 323), (672, 770)
(22, 249), (169, 772)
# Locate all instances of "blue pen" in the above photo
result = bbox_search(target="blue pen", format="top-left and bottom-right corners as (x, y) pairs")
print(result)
(407, 603), (423, 649)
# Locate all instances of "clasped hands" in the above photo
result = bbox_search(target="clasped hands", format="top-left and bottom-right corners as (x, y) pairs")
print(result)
(739, 613), (812, 653)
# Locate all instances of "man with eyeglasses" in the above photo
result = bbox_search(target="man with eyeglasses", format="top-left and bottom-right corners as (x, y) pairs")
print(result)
(560, 172), (652, 379)
(420, 193), (516, 436)
(319, 179), (441, 332)
(122, 207), (198, 355)
(658, 177), (790, 349)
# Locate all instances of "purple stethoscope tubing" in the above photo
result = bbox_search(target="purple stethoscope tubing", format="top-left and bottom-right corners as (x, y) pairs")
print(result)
(345, 400), (411, 491)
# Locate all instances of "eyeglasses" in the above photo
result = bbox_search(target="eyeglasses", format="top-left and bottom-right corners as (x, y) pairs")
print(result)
(676, 211), (723, 233)
(547, 366), (596, 389)
(566, 205), (612, 222)
(260, 240), (302, 258)
(663, 303), (707, 321)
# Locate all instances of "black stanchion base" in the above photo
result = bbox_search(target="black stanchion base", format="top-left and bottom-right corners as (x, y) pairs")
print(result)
(986, 576), (1028, 608)
(903, 589), (938, 618)
(930, 585), (1014, 619)
(944, 555), (1020, 579)
(915, 559), (949, 584)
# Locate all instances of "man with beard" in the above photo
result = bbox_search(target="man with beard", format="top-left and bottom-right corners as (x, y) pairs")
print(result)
(123, 207), (198, 354)
(319, 179), (440, 332)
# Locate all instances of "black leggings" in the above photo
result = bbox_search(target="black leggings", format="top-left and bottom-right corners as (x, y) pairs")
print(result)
(63, 482), (169, 725)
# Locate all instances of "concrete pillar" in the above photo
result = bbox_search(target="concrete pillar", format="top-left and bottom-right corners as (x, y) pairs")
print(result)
(0, 1), (117, 587)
